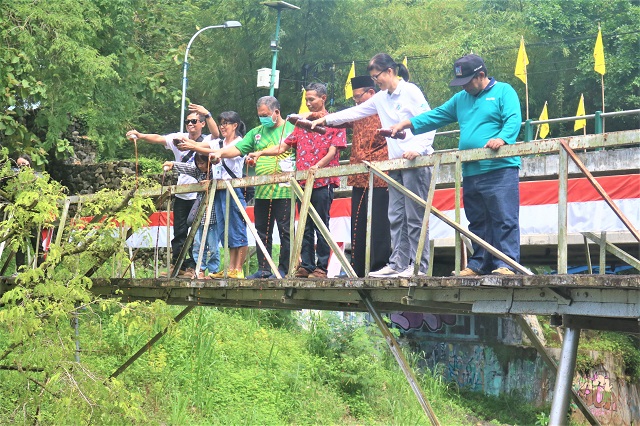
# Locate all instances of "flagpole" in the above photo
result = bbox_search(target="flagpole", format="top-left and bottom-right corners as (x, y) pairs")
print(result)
(525, 76), (529, 120)
(601, 74), (605, 133)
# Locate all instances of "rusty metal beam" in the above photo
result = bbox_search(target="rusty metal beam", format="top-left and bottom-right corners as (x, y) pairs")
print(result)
(561, 139), (640, 242)
(110, 306), (194, 379)
(359, 290), (440, 426)
(582, 231), (640, 271)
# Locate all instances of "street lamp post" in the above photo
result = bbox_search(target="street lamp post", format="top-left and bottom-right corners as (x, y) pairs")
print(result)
(262, 1), (299, 96)
(179, 20), (242, 134)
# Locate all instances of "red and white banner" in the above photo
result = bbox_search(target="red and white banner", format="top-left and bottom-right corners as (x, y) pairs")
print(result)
(127, 173), (639, 248)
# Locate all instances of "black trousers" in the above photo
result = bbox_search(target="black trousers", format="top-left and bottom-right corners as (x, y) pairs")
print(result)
(254, 198), (291, 273)
(15, 232), (39, 270)
(172, 197), (196, 270)
(297, 186), (334, 273)
(351, 186), (391, 277)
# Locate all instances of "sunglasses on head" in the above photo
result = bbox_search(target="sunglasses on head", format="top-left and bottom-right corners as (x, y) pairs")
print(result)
(185, 118), (201, 125)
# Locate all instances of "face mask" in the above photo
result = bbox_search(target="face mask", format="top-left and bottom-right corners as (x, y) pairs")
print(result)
(259, 113), (276, 128)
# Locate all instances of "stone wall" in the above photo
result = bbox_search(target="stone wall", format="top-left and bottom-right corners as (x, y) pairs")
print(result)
(46, 161), (174, 195)
(392, 313), (640, 425)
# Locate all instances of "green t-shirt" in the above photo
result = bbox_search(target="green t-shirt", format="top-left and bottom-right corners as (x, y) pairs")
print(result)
(235, 122), (295, 199)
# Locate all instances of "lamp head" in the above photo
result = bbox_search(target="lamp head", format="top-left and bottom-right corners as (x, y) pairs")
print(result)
(223, 21), (242, 28)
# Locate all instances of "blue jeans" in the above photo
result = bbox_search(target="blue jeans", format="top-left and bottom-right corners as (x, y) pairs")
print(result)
(463, 167), (520, 273)
(215, 188), (248, 248)
(193, 223), (220, 273)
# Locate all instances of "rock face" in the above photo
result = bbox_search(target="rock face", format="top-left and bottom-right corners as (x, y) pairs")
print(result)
(46, 161), (176, 195)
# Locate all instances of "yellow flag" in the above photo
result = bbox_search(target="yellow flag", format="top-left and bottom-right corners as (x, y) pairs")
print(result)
(574, 94), (586, 132)
(514, 37), (529, 84)
(298, 89), (309, 114)
(594, 27), (606, 75)
(402, 56), (408, 70)
(344, 61), (355, 99)
(538, 102), (549, 139)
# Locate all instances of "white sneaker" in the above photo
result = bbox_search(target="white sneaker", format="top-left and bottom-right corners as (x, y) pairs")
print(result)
(398, 266), (426, 278)
(369, 265), (402, 277)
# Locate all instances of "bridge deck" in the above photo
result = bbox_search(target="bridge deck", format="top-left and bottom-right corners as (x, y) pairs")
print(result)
(6, 275), (632, 331)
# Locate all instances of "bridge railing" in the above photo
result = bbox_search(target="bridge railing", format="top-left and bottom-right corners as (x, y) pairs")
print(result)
(155, 129), (639, 279)
(53, 113), (639, 279)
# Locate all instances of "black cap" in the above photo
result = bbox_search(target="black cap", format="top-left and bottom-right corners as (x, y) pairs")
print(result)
(351, 75), (375, 90)
(449, 54), (486, 87)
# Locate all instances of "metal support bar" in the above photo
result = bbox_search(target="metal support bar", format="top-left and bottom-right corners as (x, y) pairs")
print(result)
(165, 196), (171, 277)
(358, 290), (440, 426)
(171, 183), (210, 277)
(515, 317), (599, 425)
(54, 198), (71, 247)
(364, 161), (533, 275)
(414, 158), (440, 275)
(560, 139), (640, 242)
(364, 172), (374, 276)
(290, 180), (356, 278)
(558, 146), (568, 274)
(599, 231), (606, 275)
(582, 231), (640, 271)
(222, 188), (231, 278)
(549, 324), (581, 426)
(289, 171), (316, 277)
(194, 183), (217, 276)
(110, 306), (194, 379)
(583, 235), (593, 274)
(454, 155), (462, 274)
(289, 183), (296, 276)
(224, 180), (281, 278)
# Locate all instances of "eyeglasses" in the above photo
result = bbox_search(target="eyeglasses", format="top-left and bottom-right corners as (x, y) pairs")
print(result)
(353, 91), (369, 102)
(219, 121), (235, 127)
(184, 119), (200, 125)
(370, 69), (387, 82)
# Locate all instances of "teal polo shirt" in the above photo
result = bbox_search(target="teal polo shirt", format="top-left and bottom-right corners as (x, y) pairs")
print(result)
(410, 78), (522, 177)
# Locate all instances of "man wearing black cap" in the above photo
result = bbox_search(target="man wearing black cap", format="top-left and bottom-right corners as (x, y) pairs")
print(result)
(389, 54), (522, 276)
(346, 76), (391, 277)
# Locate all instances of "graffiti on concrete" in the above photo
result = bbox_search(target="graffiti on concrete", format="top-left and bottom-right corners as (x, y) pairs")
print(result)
(389, 312), (457, 332)
(575, 371), (618, 416)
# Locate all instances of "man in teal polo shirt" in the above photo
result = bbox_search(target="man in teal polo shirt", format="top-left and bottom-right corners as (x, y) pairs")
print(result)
(389, 54), (522, 276)
(211, 96), (295, 278)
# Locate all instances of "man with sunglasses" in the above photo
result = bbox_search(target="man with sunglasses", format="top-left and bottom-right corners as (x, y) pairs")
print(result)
(126, 103), (219, 278)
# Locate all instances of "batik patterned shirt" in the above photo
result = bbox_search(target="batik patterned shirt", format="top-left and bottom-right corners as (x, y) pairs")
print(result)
(284, 111), (347, 188)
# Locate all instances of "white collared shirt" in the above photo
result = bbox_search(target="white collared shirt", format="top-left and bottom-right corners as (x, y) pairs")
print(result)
(325, 79), (435, 159)
(210, 137), (245, 180)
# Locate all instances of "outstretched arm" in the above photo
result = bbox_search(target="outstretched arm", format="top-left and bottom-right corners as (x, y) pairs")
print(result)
(247, 142), (290, 162)
(126, 129), (166, 144)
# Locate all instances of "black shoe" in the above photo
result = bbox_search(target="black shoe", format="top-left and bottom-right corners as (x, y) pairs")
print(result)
(247, 269), (272, 279)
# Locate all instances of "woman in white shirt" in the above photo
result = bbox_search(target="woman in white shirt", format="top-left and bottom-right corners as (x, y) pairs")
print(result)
(208, 111), (249, 278)
(312, 53), (436, 278)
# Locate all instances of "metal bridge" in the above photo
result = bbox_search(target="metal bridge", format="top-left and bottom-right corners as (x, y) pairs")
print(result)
(1, 111), (638, 425)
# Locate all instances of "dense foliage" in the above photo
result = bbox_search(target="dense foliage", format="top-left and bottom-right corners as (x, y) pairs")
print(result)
(1, 0), (638, 163)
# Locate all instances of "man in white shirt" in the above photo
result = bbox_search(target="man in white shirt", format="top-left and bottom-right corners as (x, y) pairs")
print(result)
(126, 104), (218, 277)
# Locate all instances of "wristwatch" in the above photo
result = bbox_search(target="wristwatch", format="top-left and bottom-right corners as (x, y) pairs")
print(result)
(204, 112), (212, 119)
